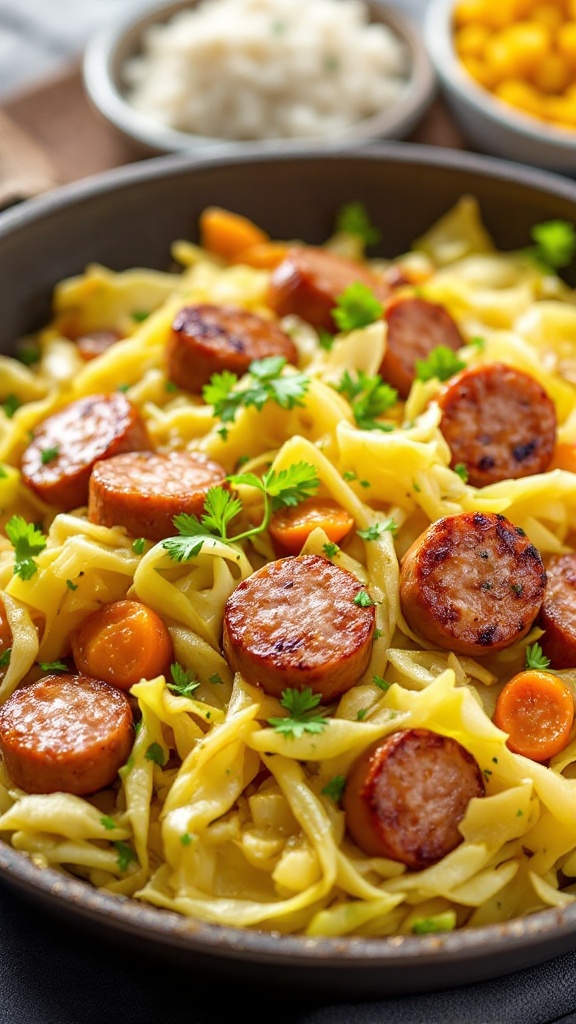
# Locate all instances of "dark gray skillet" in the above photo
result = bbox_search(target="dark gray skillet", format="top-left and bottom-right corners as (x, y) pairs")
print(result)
(1, 142), (576, 997)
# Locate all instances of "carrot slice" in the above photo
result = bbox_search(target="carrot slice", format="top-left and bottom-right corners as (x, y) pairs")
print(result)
(269, 497), (355, 556)
(549, 443), (576, 473)
(493, 669), (575, 762)
(71, 599), (173, 692)
(199, 206), (269, 261)
(230, 241), (291, 270)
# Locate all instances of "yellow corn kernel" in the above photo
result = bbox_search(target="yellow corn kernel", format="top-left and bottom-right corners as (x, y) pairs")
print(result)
(460, 53), (501, 88)
(531, 51), (573, 91)
(483, 23), (551, 81)
(494, 78), (546, 116)
(558, 22), (576, 68)
(455, 23), (491, 58)
(543, 94), (576, 124)
(531, 3), (566, 30)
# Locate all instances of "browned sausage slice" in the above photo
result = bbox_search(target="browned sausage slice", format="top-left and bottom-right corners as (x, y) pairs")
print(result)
(539, 552), (576, 668)
(380, 294), (466, 398)
(343, 728), (485, 869)
(437, 362), (557, 487)
(20, 392), (150, 511)
(88, 449), (227, 541)
(166, 304), (298, 393)
(0, 673), (133, 795)
(399, 511), (547, 657)
(223, 553), (375, 701)
(267, 247), (391, 332)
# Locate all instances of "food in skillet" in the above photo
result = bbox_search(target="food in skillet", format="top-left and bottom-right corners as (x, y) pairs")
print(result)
(1, 200), (576, 938)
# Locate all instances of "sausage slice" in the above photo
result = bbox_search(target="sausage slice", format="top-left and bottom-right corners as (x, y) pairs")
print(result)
(267, 247), (391, 332)
(166, 304), (298, 393)
(88, 449), (227, 541)
(223, 553), (375, 701)
(0, 673), (134, 795)
(539, 552), (576, 669)
(399, 511), (547, 657)
(21, 392), (149, 511)
(343, 728), (485, 869)
(380, 294), (466, 398)
(437, 362), (557, 487)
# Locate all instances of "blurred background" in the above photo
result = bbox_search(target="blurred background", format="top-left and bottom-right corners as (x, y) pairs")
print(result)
(0, 0), (428, 99)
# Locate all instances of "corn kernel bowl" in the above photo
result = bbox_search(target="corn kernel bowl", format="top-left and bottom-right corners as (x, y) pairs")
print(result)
(424, 0), (576, 175)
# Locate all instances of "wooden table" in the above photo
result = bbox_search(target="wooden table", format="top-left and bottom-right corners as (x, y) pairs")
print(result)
(0, 61), (469, 204)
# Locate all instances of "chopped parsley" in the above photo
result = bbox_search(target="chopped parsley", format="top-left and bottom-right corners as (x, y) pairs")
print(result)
(37, 660), (67, 672)
(470, 335), (486, 350)
(267, 687), (329, 739)
(1, 394), (20, 419)
(132, 537), (146, 554)
(356, 708), (368, 721)
(318, 329), (335, 351)
(114, 841), (138, 873)
(357, 518), (397, 541)
(131, 309), (150, 322)
(180, 832), (193, 846)
(354, 590), (376, 608)
(373, 674), (390, 692)
(453, 463), (469, 482)
(164, 379), (179, 393)
(168, 662), (201, 698)
(525, 642), (551, 670)
(202, 356), (309, 437)
(100, 815), (116, 831)
(529, 219), (576, 272)
(335, 201), (381, 248)
(321, 775), (346, 802)
(208, 673), (224, 685)
(163, 461), (319, 562)
(334, 369), (397, 431)
(332, 283), (383, 332)
(411, 911), (456, 935)
(16, 343), (40, 366)
(0, 465), (7, 478)
(145, 742), (166, 767)
(415, 345), (465, 383)
(0, 648), (11, 668)
(5, 515), (47, 580)
(66, 578), (78, 591)
(322, 542), (339, 559)
(40, 446), (60, 465)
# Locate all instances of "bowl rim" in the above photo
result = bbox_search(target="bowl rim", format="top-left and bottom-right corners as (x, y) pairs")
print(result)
(4, 143), (576, 992)
(82, 0), (437, 156)
(423, 0), (576, 153)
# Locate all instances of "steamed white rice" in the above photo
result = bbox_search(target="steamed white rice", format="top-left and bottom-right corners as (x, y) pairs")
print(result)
(123, 0), (410, 140)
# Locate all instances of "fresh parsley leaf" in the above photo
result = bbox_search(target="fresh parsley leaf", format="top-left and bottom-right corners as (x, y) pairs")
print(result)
(5, 515), (47, 580)
(415, 345), (465, 383)
(40, 446), (60, 465)
(453, 463), (469, 482)
(322, 542), (339, 559)
(529, 219), (576, 271)
(117, 384), (130, 393)
(357, 519), (397, 541)
(267, 687), (329, 739)
(1, 394), (20, 419)
(168, 662), (201, 698)
(332, 283), (384, 332)
(525, 642), (551, 670)
(203, 357), (309, 429)
(356, 708), (368, 720)
(229, 463), (320, 516)
(131, 309), (149, 322)
(0, 648), (11, 668)
(334, 369), (397, 431)
(411, 911), (457, 935)
(100, 815), (116, 831)
(208, 673), (224, 685)
(145, 742), (166, 767)
(321, 775), (346, 802)
(318, 329), (335, 351)
(114, 841), (138, 873)
(66, 578), (78, 591)
(373, 674), (390, 691)
(200, 486), (243, 536)
(470, 336), (486, 350)
(180, 832), (193, 846)
(354, 590), (376, 607)
(16, 343), (40, 366)
(38, 660), (67, 672)
(335, 201), (381, 247)
(164, 379), (179, 393)
(0, 465), (7, 479)
(132, 537), (146, 554)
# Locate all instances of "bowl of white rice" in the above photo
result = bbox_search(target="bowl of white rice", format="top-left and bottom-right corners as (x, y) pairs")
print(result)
(83, 0), (437, 155)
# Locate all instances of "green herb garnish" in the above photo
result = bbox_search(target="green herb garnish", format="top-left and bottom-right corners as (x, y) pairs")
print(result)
(203, 356), (309, 436)
(525, 642), (551, 670)
(415, 345), (465, 383)
(332, 282), (383, 332)
(168, 662), (201, 698)
(5, 515), (47, 580)
(334, 369), (397, 431)
(335, 201), (381, 247)
(267, 687), (329, 739)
